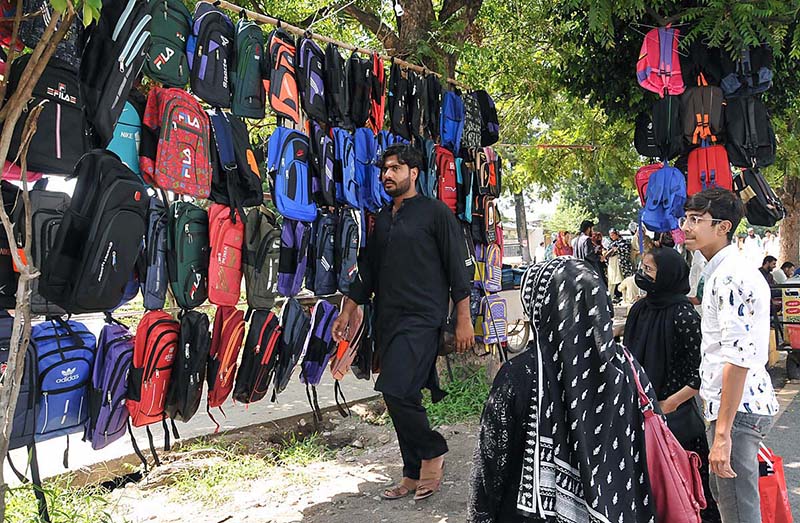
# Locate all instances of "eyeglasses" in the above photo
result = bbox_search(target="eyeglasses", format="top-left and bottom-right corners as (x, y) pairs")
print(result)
(678, 215), (723, 229)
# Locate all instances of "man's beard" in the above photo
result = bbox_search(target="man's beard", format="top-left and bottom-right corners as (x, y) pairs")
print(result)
(384, 177), (411, 197)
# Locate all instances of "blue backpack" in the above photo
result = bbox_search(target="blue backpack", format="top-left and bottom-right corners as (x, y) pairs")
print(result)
(439, 91), (465, 153)
(641, 162), (687, 233)
(106, 100), (143, 176)
(268, 127), (316, 222)
(0, 311), (37, 451)
(141, 198), (169, 310)
(456, 157), (473, 222)
(355, 128), (388, 212)
(333, 128), (359, 208)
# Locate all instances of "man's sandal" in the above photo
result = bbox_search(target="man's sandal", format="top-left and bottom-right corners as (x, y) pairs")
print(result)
(414, 459), (445, 501)
(380, 479), (417, 500)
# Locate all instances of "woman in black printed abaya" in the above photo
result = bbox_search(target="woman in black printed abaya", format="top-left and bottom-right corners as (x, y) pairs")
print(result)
(468, 257), (657, 523)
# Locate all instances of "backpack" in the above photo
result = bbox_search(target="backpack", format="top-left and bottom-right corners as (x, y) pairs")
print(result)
(0, 311), (36, 450)
(355, 127), (386, 212)
(425, 75), (442, 141)
(407, 70), (427, 138)
(348, 52), (373, 128)
(243, 206), (281, 310)
(207, 305), (245, 411)
(165, 310), (210, 422)
(265, 29), (301, 124)
(144, 0), (192, 87)
(167, 201), (209, 309)
(471, 195), (498, 244)
(456, 158), (473, 223)
(734, 168), (785, 227)
(636, 96), (684, 160)
(725, 96), (777, 169)
(273, 297), (311, 397)
(31, 319), (96, 441)
(641, 162), (687, 233)
(336, 208), (360, 294)
(474, 90), (499, 147)
(329, 304), (365, 381)
(306, 212), (338, 296)
(636, 26), (685, 96)
(324, 43), (351, 129)
(687, 144), (732, 196)
(268, 127), (316, 222)
(474, 147), (501, 197)
(474, 295), (508, 345)
(461, 91), (483, 150)
(39, 150), (150, 314)
(435, 145), (458, 213)
(682, 74), (724, 146)
(474, 243), (502, 292)
(296, 37), (327, 123)
(333, 127), (359, 208)
(208, 204), (245, 306)
(233, 310), (282, 404)
(387, 62), (410, 139)
(6, 55), (89, 174)
(369, 53), (386, 132)
(0, 182), (20, 309)
(20, 0), (84, 67)
(278, 219), (311, 297)
(720, 45), (773, 98)
(208, 110), (263, 212)
(79, 0), (151, 147)
(415, 138), (437, 198)
(85, 321), (134, 450)
(635, 163), (662, 206)
(187, 2), (234, 108)
(140, 87), (212, 197)
(300, 300), (338, 420)
(309, 121), (336, 207)
(231, 18), (266, 119)
(680, 39), (723, 88)
(140, 198), (168, 310)
(440, 91), (465, 153)
(107, 94), (146, 176)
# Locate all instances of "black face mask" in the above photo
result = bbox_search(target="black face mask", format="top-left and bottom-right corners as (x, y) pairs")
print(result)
(635, 270), (657, 293)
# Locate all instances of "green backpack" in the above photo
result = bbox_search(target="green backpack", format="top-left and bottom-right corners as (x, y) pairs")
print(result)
(243, 206), (281, 310)
(167, 201), (210, 309)
(144, 0), (192, 87)
(232, 18), (267, 119)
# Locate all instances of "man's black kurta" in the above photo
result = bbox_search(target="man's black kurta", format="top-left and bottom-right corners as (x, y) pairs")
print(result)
(348, 194), (472, 400)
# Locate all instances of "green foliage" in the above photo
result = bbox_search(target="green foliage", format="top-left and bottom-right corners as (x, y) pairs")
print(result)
(48, 0), (102, 26)
(422, 368), (490, 427)
(5, 476), (117, 523)
(275, 433), (333, 466)
(545, 198), (592, 234)
(560, 175), (640, 231)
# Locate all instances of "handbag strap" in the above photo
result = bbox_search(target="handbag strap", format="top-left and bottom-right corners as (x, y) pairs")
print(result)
(623, 349), (653, 411)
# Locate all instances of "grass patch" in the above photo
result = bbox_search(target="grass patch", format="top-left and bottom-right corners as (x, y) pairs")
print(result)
(423, 368), (490, 427)
(275, 433), (333, 467)
(5, 476), (120, 523)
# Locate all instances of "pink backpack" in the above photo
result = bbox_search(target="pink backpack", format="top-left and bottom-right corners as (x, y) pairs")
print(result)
(636, 27), (685, 96)
(635, 163), (662, 206)
(208, 204), (245, 306)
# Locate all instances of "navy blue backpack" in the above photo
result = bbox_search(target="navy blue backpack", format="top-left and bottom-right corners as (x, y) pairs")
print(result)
(333, 128), (359, 208)
(439, 91), (465, 153)
(355, 128), (388, 212)
(0, 311), (36, 451)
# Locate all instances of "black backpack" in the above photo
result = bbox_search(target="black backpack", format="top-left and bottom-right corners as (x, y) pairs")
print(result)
(242, 206), (281, 310)
(387, 62), (410, 139)
(20, 0), (84, 68)
(474, 90), (499, 146)
(720, 45), (773, 98)
(635, 96), (684, 160)
(234, 309), (282, 404)
(325, 43), (351, 129)
(0, 182), (20, 309)
(296, 37), (328, 123)
(680, 39), (723, 89)
(734, 168), (785, 227)
(165, 310), (210, 422)
(273, 297), (311, 398)
(80, 0), (152, 147)
(725, 96), (776, 168)
(309, 121), (336, 207)
(208, 110), (263, 214)
(348, 52), (373, 129)
(461, 91), (483, 150)
(306, 211), (338, 296)
(336, 208), (360, 294)
(187, 2), (234, 108)
(425, 74), (442, 141)
(407, 70), (427, 138)
(39, 150), (150, 314)
(6, 54), (89, 174)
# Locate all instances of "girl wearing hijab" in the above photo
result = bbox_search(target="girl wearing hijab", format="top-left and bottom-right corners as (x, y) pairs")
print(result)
(469, 258), (656, 523)
(623, 247), (721, 523)
(553, 231), (573, 257)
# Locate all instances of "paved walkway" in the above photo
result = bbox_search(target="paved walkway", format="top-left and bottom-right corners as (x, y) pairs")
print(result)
(763, 380), (800, 521)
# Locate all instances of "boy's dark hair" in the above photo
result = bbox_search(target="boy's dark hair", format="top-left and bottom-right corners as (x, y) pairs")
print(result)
(684, 188), (744, 241)
(380, 144), (424, 173)
(763, 255), (778, 265)
(782, 261), (795, 271)
(579, 220), (594, 234)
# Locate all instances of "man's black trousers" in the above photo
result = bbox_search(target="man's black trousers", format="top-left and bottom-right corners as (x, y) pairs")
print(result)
(383, 392), (449, 480)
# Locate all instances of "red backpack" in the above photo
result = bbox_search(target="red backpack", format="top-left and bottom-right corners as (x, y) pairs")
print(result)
(636, 26), (685, 96)
(208, 203), (245, 306)
(207, 305), (246, 414)
(368, 53), (385, 133)
(435, 145), (458, 213)
(140, 86), (212, 198)
(635, 163), (662, 206)
(687, 145), (732, 196)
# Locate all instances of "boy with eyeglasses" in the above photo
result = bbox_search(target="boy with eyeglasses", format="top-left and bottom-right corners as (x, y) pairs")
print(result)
(681, 188), (779, 523)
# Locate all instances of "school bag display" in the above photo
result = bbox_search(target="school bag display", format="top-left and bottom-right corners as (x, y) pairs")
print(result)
(636, 26), (685, 96)
(165, 310), (210, 422)
(306, 211), (338, 296)
(268, 127), (316, 222)
(80, 0), (151, 147)
(144, 0), (192, 87)
(296, 37), (327, 123)
(436, 145), (458, 213)
(309, 121), (336, 207)
(687, 145), (732, 195)
(474, 147), (501, 197)
(471, 195), (498, 245)
(278, 218), (311, 297)
(635, 163), (661, 206)
(461, 91), (483, 150)
(474, 295), (508, 345)
(474, 90), (499, 147)
(348, 52), (373, 129)
(734, 169), (785, 227)
(273, 297), (311, 397)
(20, 0), (84, 67)
(167, 201), (209, 309)
(0, 311), (36, 450)
(140, 198), (168, 310)
(106, 93), (146, 176)
(641, 162), (687, 233)
(333, 127), (359, 208)
(208, 110), (263, 212)
(39, 150), (150, 314)
(300, 300), (338, 419)
(85, 321), (134, 450)
(475, 242), (502, 292)
(456, 158), (473, 223)
(233, 309), (282, 404)
(355, 127), (386, 212)
(426, 75), (442, 141)
(140, 86), (213, 198)
(407, 70), (427, 138)
(0, 182), (19, 309)
(682, 74), (724, 146)
(387, 62), (410, 139)
(720, 45), (773, 98)
(232, 18), (267, 119)
(187, 2), (234, 108)
(265, 29), (301, 124)
(324, 43), (351, 129)
(208, 204), (245, 306)
(336, 208), (360, 294)
(207, 305), (246, 411)
(6, 55), (89, 174)
(440, 91), (465, 153)
(242, 206), (281, 310)
(369, 53), (386, 133)
(725, 96), (777, 168)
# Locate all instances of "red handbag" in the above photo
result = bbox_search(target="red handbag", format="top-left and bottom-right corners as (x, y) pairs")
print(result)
(625, 351), (706, 523)
(759, 444), (794, 523)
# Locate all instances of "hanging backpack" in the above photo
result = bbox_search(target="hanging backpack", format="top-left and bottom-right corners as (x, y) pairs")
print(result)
(330, 304), (364, 381)
(265, 29), (301, 124)
(309, 121), (336, 207)
(167, 201), (209, 309)
(461, 91), (483, 150)
(734, 169), (785, 227)
(85, 320), (134, 450)
(0, 311), (36, 451)
(474, 243), (502, 292)
(687, 144), (732, 196)
(0, 182), (20, 309)
(273, 297), (311, 397)
(635, 163), (662, 206)
(369, 53), (386, 132)
(456, 158), (473, 223)
(474, 295), (508, 344)
(638, 95), (684, 160)
(296, 37), (327, 123)
(20, 0), (84, 67)
(278, 219), (311, 297)
(80, 0), (151, 147)
(725, 96), (777, 169)
(435, 145), (458, 213)
(140, 198), (169, 310)
(306, 211), (338, 296)
(268, 127), (316, 222)
(414, 137), (437, 198)
(140, 87), (212, 197)
(207, 110), (263, 213)
(243, 206), (281, 310)
(473, 90), (499, 147)
(641, 162), (687, 233)
(440, 91), (465, 153)
(355, 127), (386, 212)
(324, 43), (351, 130)
(720, 45), (773, 98)
(348, 52), (373, 129)
(164, 310), (210, 423)
(106, 92), (146, 177)
(471, 195), (498, 245)
(232, 18), (266, 119)
(206, 305), (245, 414)
(187, 2), (234, 108)
(333, 127), (360, 208)
(407, 70), (427, 138)
(634, 112), (660, 159)
(6, 55), (89, 174)
(208, 204), (245, 307)
(387, 62), (410, 139)
(474, 147), (501, 197)
(144, 0), (192, 87)
(682, 74), (724, 146)
(233, 310), (282, 404)
(636, 26), (685, 97)
(300, 300), (338, 420)
(39, 151), (150, 314)
(425, 75), (442, 141)
(336, 208), (360, 294)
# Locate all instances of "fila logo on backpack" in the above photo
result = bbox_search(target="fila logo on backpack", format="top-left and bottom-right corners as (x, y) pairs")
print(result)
(687, 144), (732, 196)
(435, 145), (458, 213)
(165, 310), (211, 423)
(269, 127), (317, 222)
(641, 162), (687, 233)
(208, 204), (245, 307)
(187, 2), (234, 108)
(144, 0), (192, 87)
(636, 26), (685, 96)
(167, 201), (210, 309)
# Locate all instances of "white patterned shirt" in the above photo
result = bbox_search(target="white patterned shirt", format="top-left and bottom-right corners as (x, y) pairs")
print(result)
(700, 245), (779, 421)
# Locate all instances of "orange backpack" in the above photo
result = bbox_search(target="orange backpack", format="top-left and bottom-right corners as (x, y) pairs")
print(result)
(208, 203), (245, 306)
(264, 29), (301, 124)
(207, 306), (246, 415)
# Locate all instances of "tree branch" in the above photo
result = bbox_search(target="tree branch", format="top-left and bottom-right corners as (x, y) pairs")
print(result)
(342, 4), (401, 53)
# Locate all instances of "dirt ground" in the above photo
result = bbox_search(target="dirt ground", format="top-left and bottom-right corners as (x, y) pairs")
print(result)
(107, 402), (478, 523)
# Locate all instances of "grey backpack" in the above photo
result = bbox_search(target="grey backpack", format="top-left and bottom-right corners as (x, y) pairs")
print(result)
(336, 208), (360, 294)
(306, 212), (337, 296)
(140, 198), (168, 310)
(243, 206), (281, 310)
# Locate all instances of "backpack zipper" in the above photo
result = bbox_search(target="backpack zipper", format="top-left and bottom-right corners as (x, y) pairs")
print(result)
(112, 0), (138, 41)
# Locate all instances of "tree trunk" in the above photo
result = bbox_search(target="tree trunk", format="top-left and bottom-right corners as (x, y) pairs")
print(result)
(597, 213), (611, 235)
(779, 176), (800, 265)
(514, 192), (531, 263)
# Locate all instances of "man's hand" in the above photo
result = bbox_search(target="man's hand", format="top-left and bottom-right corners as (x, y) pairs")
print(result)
(455, 316), (475, 353)
(659, 395), (679, 415)
(709, 433), (737, 478)
(331, 310), (351, 343)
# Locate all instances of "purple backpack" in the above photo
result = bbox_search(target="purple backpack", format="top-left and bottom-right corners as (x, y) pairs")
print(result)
(85, 321), (134, 450)
(278, 219), (311, 297)
(297, 38), (327, 123)
(299, 300), (339, 421)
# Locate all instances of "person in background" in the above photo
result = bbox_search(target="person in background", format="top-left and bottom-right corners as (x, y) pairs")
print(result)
(544, 232), (557, 261)
(773, 261), (794, 285)
(571, 220), (592, 255)
(759, 256), (778, 286)
(743, 227), (763, 267)
(624, 247), (721, 523)
(681, 188), (779, 523)
(606, 228), (633, 302)
(763, 231), (780, 258)
(591, 231), (608, 285)
(534, 241), (546, 263)
(553, 231), (573, 257)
